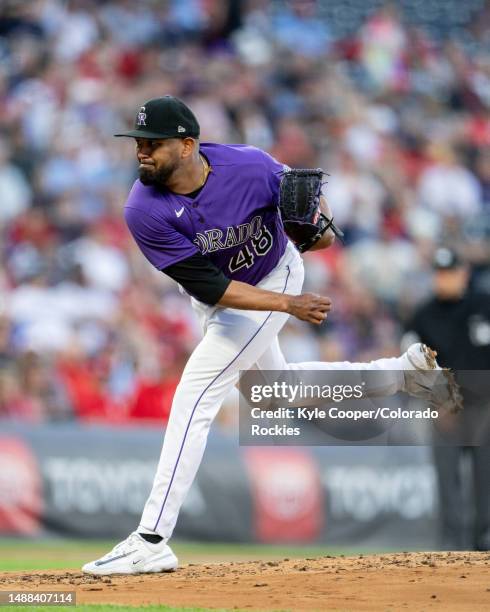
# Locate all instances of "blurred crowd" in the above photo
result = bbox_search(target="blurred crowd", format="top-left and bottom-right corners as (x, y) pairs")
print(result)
(0, 0), (489, 425)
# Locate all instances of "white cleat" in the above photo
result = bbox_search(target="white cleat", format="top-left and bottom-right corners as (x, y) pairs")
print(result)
(403, 341), (440, 371)
(82, 532), (178, 575)
(401, 343), (463, 413)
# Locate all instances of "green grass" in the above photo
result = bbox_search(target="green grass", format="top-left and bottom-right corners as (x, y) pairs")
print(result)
(0, 538), (351, 572)
(0, 538), (368, 610)
(0, 539), (388, 611)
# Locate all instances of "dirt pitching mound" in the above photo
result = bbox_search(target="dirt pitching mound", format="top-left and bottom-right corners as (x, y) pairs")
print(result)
(2, 552), (490, 610)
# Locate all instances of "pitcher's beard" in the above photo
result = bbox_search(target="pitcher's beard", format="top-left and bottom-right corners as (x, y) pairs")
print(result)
(139, 163), (176, 187)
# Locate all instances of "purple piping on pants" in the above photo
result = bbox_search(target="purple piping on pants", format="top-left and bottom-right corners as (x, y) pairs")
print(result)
(153, 265), (291, 532)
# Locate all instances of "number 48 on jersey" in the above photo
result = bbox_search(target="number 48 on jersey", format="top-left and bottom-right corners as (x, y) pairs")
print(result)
(229, 225), (273, 273)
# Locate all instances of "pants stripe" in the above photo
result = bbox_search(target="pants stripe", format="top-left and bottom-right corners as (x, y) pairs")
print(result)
(152, 265), (291, 532)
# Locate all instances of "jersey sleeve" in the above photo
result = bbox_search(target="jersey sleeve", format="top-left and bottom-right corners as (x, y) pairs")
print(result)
(125, 206), (199, 270)
(163, 252), (231, 305)
(260, 150), (288, 207)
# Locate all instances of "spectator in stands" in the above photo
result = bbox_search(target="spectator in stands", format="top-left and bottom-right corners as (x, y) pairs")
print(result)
(0, 0), (487, 425)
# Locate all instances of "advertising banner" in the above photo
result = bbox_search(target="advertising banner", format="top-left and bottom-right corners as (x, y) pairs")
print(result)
(0, 423), (439, 547)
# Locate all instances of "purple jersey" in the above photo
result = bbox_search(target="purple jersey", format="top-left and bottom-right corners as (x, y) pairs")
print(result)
(124, 143), (288, 285)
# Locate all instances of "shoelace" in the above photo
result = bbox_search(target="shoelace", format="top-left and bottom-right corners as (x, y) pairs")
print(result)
(104, 532), (140, 560)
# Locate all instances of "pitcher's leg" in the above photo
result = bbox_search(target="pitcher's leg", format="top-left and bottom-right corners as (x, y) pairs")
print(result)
(256, 339), (404, 397)
(139, 346), (242, 538)
(140, 267), (300, 540)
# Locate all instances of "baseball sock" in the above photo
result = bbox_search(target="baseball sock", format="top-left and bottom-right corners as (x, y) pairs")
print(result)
(139, 533), (163, 544)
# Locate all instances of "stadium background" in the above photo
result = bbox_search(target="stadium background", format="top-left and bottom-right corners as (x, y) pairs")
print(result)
(0, 0), (489, 558)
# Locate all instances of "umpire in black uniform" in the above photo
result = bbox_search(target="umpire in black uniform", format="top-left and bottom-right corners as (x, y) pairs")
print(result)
(404, 247), (490, 550)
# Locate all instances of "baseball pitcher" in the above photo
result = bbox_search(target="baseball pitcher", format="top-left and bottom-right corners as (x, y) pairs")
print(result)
(82, 96), (460, 575)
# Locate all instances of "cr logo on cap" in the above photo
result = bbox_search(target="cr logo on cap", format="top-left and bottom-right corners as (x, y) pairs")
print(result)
(137, 106), (147, 126)
(178, 125), (186, 133)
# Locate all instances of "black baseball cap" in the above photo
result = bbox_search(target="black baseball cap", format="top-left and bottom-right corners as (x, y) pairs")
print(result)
(432, 247), (463, 270)
(114, 96), (200, 140)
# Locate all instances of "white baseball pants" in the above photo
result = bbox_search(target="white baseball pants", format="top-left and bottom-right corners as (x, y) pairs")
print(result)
(139, 242), (405, 539)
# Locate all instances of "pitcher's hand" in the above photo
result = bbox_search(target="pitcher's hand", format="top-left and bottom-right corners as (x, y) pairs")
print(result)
(286, 293), (332, 324)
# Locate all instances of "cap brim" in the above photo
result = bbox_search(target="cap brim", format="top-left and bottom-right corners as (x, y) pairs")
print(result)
(114, 129), (177, 138)
(114, 129), (198, 139)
